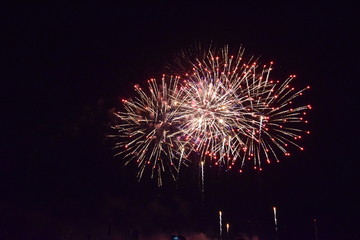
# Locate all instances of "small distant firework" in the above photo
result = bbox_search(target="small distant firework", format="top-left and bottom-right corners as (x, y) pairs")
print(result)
(110, 45), (311, 185)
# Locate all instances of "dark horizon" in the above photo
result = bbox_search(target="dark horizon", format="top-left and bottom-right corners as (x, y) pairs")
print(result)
(2, 3), (359, 239)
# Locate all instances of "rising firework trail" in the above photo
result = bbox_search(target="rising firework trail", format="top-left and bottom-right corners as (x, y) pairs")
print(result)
(314, 218), (319, 240)
(273, 206), (279, 240)
(219, 210), (223, 240)
(226, 223), (230, 240)
(200, 161), (205, 205)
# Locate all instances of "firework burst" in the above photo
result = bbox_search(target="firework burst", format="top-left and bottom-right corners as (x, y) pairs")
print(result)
(236, 74), (311, 171)
(175, 46), (311, 171)
(110, 45), (311, 184)
(109, 75), (190, 186)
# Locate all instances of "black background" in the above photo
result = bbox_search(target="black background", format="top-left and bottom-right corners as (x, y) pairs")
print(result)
(2, 2), (359, 240)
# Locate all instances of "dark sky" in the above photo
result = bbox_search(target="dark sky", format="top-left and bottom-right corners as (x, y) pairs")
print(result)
(2, 3), (359, 240)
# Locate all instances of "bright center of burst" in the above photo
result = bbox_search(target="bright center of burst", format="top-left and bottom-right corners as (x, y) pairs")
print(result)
(193, 108), (226, 125)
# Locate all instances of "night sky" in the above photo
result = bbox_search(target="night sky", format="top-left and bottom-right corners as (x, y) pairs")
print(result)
(2, 3), (359, 240)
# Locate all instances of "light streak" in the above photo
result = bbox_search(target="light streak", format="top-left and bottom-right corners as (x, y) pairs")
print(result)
(226, 223), (230, 239)
(219, 210), (223, 240)
(273, 206), (278, 235)
(200, 161), (205, 196)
